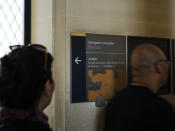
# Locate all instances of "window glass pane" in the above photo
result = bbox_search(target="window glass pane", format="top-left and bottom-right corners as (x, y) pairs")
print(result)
(0, 0), (24, 58)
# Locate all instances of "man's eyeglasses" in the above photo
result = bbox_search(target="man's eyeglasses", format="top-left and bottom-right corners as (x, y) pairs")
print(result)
(158, 60), (171, 67)
(9, 44), (48, 70)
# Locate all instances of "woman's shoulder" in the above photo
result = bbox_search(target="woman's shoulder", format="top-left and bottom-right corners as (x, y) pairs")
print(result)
(0, 118), (52, 131)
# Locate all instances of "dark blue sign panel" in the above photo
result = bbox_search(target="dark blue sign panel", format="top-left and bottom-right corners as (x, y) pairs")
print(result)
(71, 34), (86, 103)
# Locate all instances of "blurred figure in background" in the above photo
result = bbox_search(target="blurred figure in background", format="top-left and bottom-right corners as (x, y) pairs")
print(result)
(0, 44), (54, 131)
(105, 43), (175, 131)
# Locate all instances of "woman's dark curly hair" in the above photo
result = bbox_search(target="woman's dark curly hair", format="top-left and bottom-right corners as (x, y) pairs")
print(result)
(0, 46), (53, 109)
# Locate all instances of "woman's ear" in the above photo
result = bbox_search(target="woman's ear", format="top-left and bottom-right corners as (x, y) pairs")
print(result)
(44, 80), (51, 97)
(44, 80), (55, 97)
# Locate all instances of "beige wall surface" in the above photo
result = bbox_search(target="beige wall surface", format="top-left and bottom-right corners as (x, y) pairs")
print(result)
(31, 0), (53, 52)
(32, 0), (175, 131)
(31, 0), (54, 128)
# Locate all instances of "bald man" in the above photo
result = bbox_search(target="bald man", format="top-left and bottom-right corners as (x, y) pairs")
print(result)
(105, 43), (175, 131)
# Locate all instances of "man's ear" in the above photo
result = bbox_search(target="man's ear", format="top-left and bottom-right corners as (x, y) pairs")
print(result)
(155, 62), (163, 74)
(44, 80), (51, 97)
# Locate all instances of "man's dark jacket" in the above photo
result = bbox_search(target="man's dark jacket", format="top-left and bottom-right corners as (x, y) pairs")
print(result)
(105, 85), (175, 131)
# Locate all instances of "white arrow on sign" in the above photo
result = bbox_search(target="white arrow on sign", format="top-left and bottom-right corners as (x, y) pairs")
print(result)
(75, 57), (82, 64)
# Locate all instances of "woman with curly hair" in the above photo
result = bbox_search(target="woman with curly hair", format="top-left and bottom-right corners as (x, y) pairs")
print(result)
(0, 44), (54, 131)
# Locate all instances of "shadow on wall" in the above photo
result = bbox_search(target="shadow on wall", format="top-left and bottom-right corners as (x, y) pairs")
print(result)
(96, 108), (105, 131)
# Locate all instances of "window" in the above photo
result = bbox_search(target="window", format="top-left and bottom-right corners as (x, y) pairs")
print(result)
(0, 0), (31, 58)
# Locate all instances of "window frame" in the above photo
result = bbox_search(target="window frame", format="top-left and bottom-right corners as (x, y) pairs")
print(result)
(24, 0), (31, 45)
